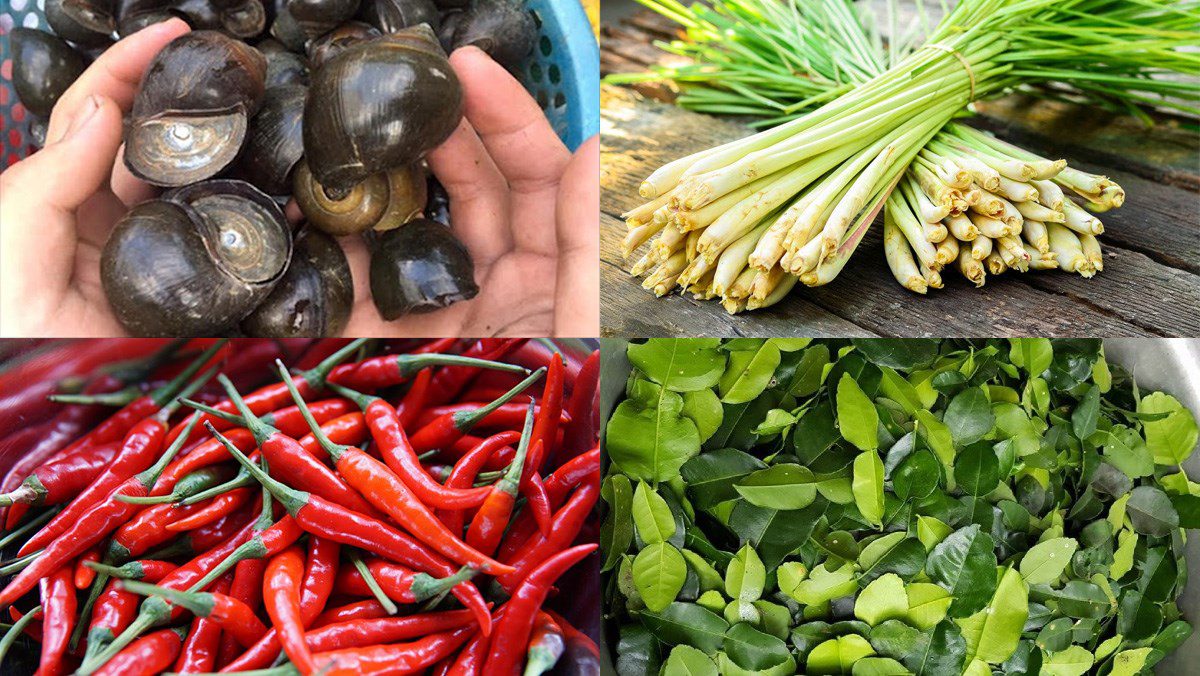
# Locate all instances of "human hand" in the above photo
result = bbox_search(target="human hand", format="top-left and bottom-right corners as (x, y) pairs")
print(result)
(0, 28), (598, 337)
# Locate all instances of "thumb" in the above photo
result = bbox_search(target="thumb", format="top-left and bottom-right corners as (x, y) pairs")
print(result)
(0, 94), (124, 325)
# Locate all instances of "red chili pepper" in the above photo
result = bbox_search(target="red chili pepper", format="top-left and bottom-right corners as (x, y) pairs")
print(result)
(314, 626), (477, 676)
(288, 374), (512, 575)
(562, 349), (600, 459)
(484, 544), (598, 675)
(219, 608), (475, 673)
(0, 442), (120, 512)
(298, 535), (340, 625)
(80, 560), (176, 665)
(396, 366), (434, 430)
(208, 425), (494, 636)
(466, 407), (536, 557)
(298, 412), (368, 456)
(425, 339), (529, 405)
(166, 487), (253, 531)
(156, 428), (257, 487)
(496, 449), (600, 562)
(265, 545), (316, 675)
(120, 578), (269, 647)
(312, 600), (391, 628)
(524, 611), (566, 676)
(334, 558), (478, 604)
(445, 621), (493, 676)
(543, 609), (601, 667)
(408, 369), (545, 454)
(0, 340), (169, 398)
(411, 338), (461, 356)
(345, 394), (493, 510)
(327, 349), (529, 393)
(36, 566), (76, 676)
(413, 402), (572, 431)
(76, 546), (103, 590)
(0, 411), (208, 607)
(496, 477), (600, 592)
(173, 575), (232, 674)
(293, 339), (354, 371)
(216, 556), (267, 668)
(92, 627), (187, 676)
(439, 432), (522, 534)
(184, 397), (355, 445)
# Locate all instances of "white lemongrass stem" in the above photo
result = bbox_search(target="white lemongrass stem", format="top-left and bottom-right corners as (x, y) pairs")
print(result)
(1078, 232), (1104, 272)
(935, 235), (960, 267)
(643, 252), (688, 296)
(887, 192), (939, 270)
(1062, 201), (1104, 235)
(1022, 219), (1049, 253)
(802, 173), (899, 287)
(968, 212), (1010, 239)
(1026, 245), (1059, 270)
(676, 173), (777, 232)
(750, 265), (787, 302)
(968, 190), (1006, 218)
(996, 177), (1038, 203)
(992, 192), (1024, 229)
(623, 220), (666, 258)
(1054, 167), (1124, 208)
(985, 250), (1007, 275)
(913, 163), (958, 207)
(925, 268), (943, 290)
(924, 221), (948, 244)
(950, 125), (1066, 179)
(629, 252), (654, 277)
(884, 211), (928, 294)
(685, 230), (701, 262)
(1047, 222), (1091, 276)
(623, 189), (677, 226)
(725, 267), (759, 301)
(1030, 179), (1065, 211)
(1015, 200), (1065, 223)
(747, 273), (799, 311)
(998, 236), (1031, 272)
(957, 247), (986, 287)
(928, 139), (1000, 190)
(712, 220), (772, 296)
(971, 235), (993, 261)
(945, 214), (978, 241)
(819, 135), (909, 260)
(677, 255), (713, 288)
(940, 138), (1033, 181)
(902, 176), (949, 223)
(653, 225), (686, 262)
(651, 205), (672, 226)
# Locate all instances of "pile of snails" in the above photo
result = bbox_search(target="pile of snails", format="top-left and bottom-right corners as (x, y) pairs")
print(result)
(9, 0), (539, 336)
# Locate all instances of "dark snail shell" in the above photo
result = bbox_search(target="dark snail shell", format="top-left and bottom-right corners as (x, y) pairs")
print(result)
(368, 218), (477, 319)
(241, 228), (352, 336)
(116, 0), (177, 37)
(101, 179), (293, 336)
(306, 21), (379, 67)
(294, 160), (426, 236)
(358, 0), (438, 34)
(260, 43), (311, 88)
(271, 0), (361, 49)
(424, 174), (450, 225)
(443, 0), (535, 71)
(209, 0), (268, 36)
(10, 29), (88, 118)
(124, 31), (267, 187)
(303, 25), (462, 194)
(45, 0), (116, 47)
(29, 117), (50, 147)
(233, 85), (306, 195)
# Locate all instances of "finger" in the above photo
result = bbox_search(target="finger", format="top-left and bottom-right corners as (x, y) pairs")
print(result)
(1, 95), (125, 322)
(47, 18), (191, 144)
(110, 147), (158, 207)
(427, 118), (513, 266)
(553, 135), (599, 336)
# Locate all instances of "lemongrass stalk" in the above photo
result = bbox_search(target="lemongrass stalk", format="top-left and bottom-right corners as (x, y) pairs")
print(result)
(985, 250), (1007, 275)
(623, 190), (677, 225)
(935, 159), (972, 190)
(957, 247), (986, 288)
(883, 211), (928, 294)
(996, 177), (1038, 203)
(971, 235), (993, 261)
(802, 172), (898, 287)
(651, 205), (672, 226)
(1047, 222), (1090, 276)
(629, 251), (654, 276)
(902, 176), (949, 223)
(653, 225), (686, 261)
(927, 139), (1001, 190)
(1022, 219), (1049, 254)
(998, 236), (1031, 272)
(886, 192), (939, 270)
(676, 173), (776, 232)
(950, 125), (1066, 179)
(746, 273), (798, 311)
(750, 265), (787, 302)
(721, 297), (748, 315)
(623, 221), (665, 258)
(1078, 232), (1104, 272)
(945, 214), (978, 241)
(1015, 200), (1064, 223)
(935, 235), (960, 267)
(1062, 201), (1104, 235)
(725, 267), (758, 301)
(1024, 243), (1059, 270)
(968, 212), (1010, 239)
(925, 268), (943, 290)
(643, 252), (688, 296)
(1030, 179), (1065, 211)
(750, 191), (817, 272)
(687, 269), (716, 300)
(939, 134), (1034, 181)
(923, 221), (948, 244)
(818, 134), (911, 260)
(990, 192), (1023, 229)
(712, 221), (771, 296)
(968, 190), (1006, 219)
(685, 230), (701, 262)
(912, 163), (958, 207)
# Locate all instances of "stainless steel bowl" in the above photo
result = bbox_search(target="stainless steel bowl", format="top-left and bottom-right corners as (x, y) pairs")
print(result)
(599, 338), (1200, 674)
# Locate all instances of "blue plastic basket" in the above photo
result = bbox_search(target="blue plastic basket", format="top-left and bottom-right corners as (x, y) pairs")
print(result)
(0, 0), (598, 167)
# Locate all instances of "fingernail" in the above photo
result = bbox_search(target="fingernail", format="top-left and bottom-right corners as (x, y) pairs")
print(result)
(64, 96), (101, 140)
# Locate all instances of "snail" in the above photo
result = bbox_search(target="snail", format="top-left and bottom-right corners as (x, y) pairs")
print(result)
(10, 29), (89, 118)
(440, 0), (535, 71)
(258, 39), (312, 88)
(368, 218), (478, 319)
(233, 85), (306, 196)
(293, 160), (427, 236)
(124, 30), (267, 187)
(303, 25), (462, 195)
(358, 0), (439, 34)
(425, 174), (451, 225)
(241, 228), (353, 336)
(271, 0), (362, 50)
(306, 21), (380, 67)
(101, 179), (293, 336)
(44, 0), (116, 47)
(208, 0), (268, 37)
(115, 0), (176, 37)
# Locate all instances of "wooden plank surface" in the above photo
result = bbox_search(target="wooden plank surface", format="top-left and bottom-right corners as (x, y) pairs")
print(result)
(599, 13), (1200, 338)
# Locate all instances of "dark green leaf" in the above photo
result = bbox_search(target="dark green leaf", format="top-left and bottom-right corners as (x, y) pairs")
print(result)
(851, 339), (939, 371)
(954, 441), (1000, 496)
(639, 602), (729, 653)
(787, 344), (831, 397)
(724, 622), (792, 671)
(735, 464), (818, 510)
(858, 535), (925, 583)
(1051, 581), (1111, 619)
(893, 449), (940, 501)
(944, 388), (994, 446)
(926, 525), (997, 617)
(628, 339), (725, 392)
(908, 621), (967, 676)
(616, 623), (661, 676)
(1118, 590), (1162, 641)
(602, 474), (634, 572)
(680, 448), (766, 510)
(1127, 485), (1180, 536)
(1071, 385), (1101, 441)
(728, 500), (825, 569)
(1170, 493), (1200, 529)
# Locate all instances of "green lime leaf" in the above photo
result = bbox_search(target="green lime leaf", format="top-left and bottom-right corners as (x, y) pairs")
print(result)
(601, 474), (634, 572)
(852, 451), (885, 527)
(944, 388), (994, 447)
(662, 645), (718, 676)
(1018, 537), (1078, 585)
(639, 602), (729, 654)
(927, 525), (997, 617)
(806, 635), (876, 675)
(734, 464), (817, 510)
(632, 542), (687, 612)
(1126, 485), (1179, 536)
(954, 441), (1000, 496)
(893, 449), (940, 501)
(632, 481), (676, 544)
(851, 656), (910, 676)
(720, 343), (782, 404)
(627, 339), (725, 392)
(908, 621), (967, 675)
(1009, 338), (1053, 376)
(851, 340), (939, 371)
(1139, 391), (1199, 465)
(725, 544), (766, 602)
(837, 373), (879, 451)
(1102, 426), (1154, 478)
(682, 388), (724, 444)
(1041, 645), (1094, 676)
(956, 566), (1027, 664)
(682, 548), (724, 593)
(1071, 386), (1101, 441)
(878, 366), (923, 415)
(723, 622), (792, 671)
(855, 574), (908, 626)
(1110, 648), (1153, 676)
(905, 583), (952, 630)
(787, 563), (858, 606)
(606, 386), (700, 482)
(680, 448), (766, 510)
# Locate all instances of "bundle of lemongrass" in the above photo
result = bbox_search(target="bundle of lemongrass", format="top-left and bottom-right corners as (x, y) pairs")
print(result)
(884, 123), (1120, 294)
(614, 0), (1198, 313)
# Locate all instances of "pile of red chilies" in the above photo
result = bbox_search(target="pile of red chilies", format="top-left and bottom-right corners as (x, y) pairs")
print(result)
(0, 338), (601, 676)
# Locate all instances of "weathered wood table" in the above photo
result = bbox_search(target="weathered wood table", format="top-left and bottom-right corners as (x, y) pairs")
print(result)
(600, 11), (1200, 338)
